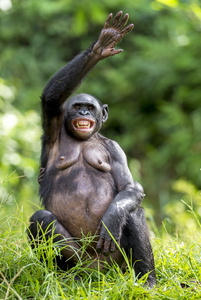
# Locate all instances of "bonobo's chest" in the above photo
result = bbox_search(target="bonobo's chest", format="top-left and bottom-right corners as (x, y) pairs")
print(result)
(54, 141), (111, 173)
(42, 127), (115, 204)
(47, 128), (111, 173)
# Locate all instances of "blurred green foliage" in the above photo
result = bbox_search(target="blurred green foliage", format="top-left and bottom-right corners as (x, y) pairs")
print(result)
(0, 0), (201, 228)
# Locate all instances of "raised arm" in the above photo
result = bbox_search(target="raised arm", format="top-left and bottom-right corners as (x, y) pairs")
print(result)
(41, 11), (134, 131)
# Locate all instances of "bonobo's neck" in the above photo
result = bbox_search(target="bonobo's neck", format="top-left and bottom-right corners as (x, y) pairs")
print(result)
(63, 123), (101, 144)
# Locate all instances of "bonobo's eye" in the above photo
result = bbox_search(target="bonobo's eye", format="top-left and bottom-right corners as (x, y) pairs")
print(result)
(73, 104), (80, 111)
(87, 105), (94, 111)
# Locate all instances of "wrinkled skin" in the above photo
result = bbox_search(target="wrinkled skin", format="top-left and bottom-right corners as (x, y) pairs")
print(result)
(28, 11), (156, 288)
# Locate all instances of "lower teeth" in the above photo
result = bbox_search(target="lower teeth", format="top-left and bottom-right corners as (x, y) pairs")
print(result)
(77, 125), (89, 128)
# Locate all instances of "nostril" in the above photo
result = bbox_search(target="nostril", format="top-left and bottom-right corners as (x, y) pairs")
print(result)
(80, 110), (89, 116)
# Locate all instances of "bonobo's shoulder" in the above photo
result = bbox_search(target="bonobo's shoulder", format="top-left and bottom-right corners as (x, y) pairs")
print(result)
(98, 134), (126, 161)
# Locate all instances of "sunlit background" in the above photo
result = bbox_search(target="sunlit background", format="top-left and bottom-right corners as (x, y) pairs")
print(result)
(0, 0), (201, 234)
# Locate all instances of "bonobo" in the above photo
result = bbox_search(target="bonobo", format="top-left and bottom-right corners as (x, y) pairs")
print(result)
(28, 11), (156, 287)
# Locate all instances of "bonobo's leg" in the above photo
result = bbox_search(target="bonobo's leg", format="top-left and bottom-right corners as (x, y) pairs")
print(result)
(28, 210), (81, 270)
(120, 207), (156, 288)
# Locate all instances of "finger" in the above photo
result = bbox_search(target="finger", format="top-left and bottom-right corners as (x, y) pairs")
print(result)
(40, 168), (45, 174)
(109, 49), (123, 56)
(96, 237), (104, 253)
(121, 24), (134, 36)
(97, 223), (102, 235)
(110, 240), (117, 253)
(102, 48), (123, 58)
(103, 240), (111, 256)
(111, 11), (123, 27)
(117, 13), (129, 29)
(104, 13), (113, 29)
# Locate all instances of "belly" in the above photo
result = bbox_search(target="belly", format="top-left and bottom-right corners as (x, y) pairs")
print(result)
(46, 166), (116, 238)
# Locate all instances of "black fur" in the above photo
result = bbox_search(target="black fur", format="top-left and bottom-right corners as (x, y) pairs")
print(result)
(28, 13), (156, 288)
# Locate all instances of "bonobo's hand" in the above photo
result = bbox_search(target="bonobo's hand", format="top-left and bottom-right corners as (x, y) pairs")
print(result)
(93, 11), (134, 59)
(96, 205), (122, 255)
(38, 167), (45, 184)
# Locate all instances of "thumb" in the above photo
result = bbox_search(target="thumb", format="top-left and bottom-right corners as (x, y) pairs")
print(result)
(102, 48), (123, 57)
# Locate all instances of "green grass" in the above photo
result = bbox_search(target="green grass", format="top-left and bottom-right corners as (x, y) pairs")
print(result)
(0, 206), (201, 300)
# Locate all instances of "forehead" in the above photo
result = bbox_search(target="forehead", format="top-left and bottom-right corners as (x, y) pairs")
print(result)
(67, 94), (101, 108)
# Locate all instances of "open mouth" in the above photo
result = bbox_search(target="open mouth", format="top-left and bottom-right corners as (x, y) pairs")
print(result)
(72, 118), (95, 131)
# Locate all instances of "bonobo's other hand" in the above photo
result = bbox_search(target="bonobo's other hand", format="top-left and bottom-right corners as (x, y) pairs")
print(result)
(96, 205), (122, 256)
(93, 11), (134, 59)
(38, 167), (45, 184)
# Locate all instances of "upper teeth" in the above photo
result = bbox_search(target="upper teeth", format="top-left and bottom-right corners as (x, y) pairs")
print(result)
(76, 121), (90, 128)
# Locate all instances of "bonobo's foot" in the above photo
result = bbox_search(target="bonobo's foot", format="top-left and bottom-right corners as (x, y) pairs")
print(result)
(148, 276), (156, 289)
(28, 210), (81, 263)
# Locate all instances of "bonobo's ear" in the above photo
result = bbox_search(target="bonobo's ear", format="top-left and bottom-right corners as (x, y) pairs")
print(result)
(102, 104), (109, 123)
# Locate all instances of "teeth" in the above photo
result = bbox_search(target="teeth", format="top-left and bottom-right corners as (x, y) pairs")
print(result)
(76, 121), (90, 128)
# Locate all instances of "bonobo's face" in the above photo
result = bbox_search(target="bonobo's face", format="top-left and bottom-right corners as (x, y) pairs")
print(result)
(65, 94), (108, 140)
